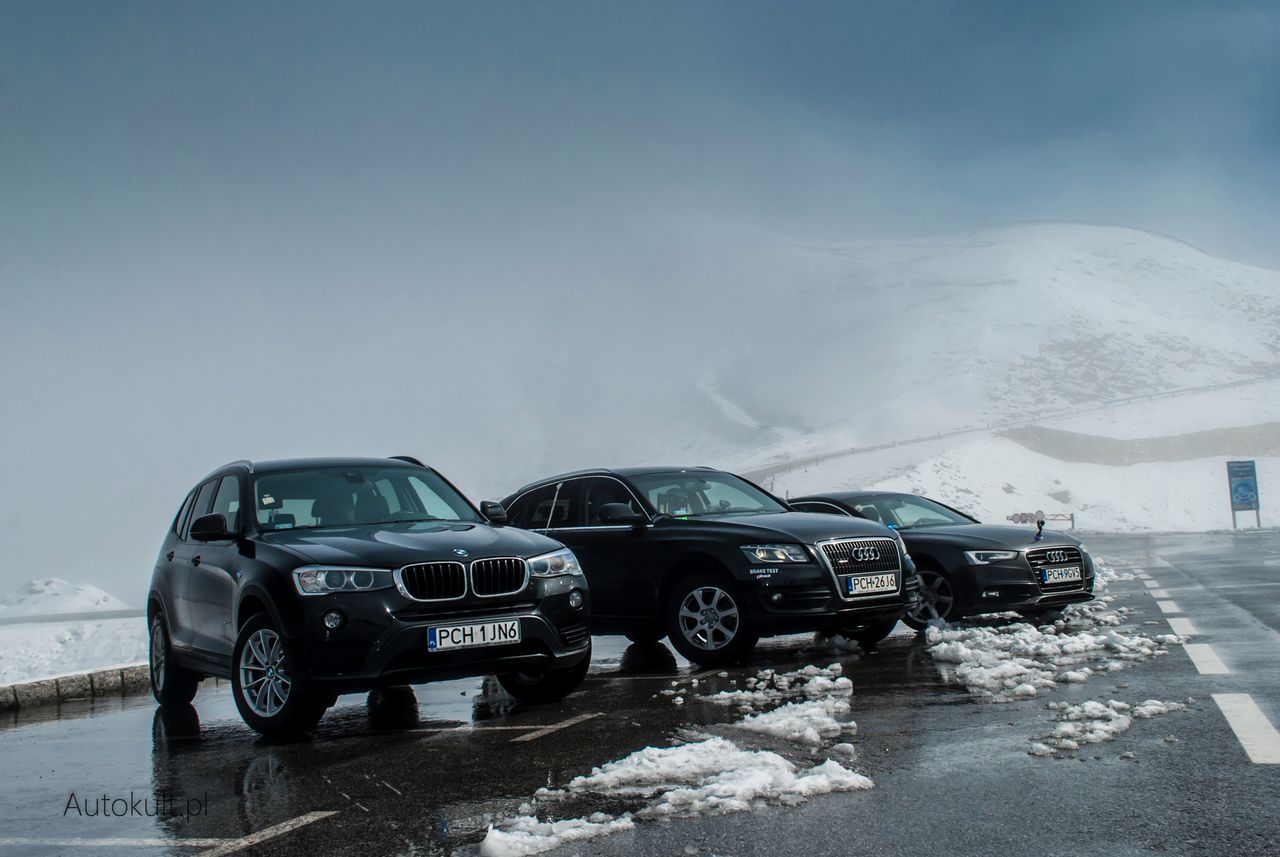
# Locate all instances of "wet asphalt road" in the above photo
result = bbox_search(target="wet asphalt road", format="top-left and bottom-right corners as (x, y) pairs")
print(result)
(1, 533), (1277, 857)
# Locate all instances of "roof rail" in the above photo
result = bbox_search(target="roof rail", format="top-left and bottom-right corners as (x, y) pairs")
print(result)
(389, 455), (425, 467)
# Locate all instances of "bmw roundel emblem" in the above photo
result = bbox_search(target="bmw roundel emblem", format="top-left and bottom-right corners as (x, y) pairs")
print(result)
(453, 548), (469, 557)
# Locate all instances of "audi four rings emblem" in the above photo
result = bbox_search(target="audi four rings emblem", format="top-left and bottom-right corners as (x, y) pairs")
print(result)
(1046, 549), (1069, 563)
(851, 546), (881, 562)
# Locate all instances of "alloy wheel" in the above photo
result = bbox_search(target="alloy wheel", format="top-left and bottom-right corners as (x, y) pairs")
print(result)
(149, 621), (166, 690)
(910, 570), (955, 623)
(238, 628), (292, 717)
(677, 586), (740, 650)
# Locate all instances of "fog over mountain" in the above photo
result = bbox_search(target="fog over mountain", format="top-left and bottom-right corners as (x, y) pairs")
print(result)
(1, 2), (1277, 600)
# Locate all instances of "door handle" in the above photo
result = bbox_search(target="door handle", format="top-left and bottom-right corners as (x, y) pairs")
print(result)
(166, 551), (175, 561)
(192, 556), (202, 567)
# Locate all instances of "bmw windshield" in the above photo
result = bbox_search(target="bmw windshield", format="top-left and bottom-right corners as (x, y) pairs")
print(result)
(629, 471), (787, 517)
(253, 466), (483, 531)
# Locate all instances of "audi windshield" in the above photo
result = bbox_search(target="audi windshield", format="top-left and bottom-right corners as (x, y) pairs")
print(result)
(629, 471), (787, 517)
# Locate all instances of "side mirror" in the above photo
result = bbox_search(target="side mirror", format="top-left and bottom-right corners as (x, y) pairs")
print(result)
(190, 513), (233, 542)
(599, 503), (647, 526)
(480, 500), (509, 526)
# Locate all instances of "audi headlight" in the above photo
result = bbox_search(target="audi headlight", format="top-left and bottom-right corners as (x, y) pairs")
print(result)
(742, 544), (810, 564)
(293, 566), (394, 595)
(963, 550), (1018, 566)
(527, 548), (583, 578)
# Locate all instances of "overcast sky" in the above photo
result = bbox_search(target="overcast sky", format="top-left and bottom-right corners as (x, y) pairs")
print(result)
(1, 1), (1277, 600)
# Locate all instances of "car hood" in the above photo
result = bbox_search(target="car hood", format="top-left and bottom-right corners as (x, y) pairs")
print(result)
(683, 511), (897, 543)
(257, 521), (565, 568)
(899, 524), (1081, 550)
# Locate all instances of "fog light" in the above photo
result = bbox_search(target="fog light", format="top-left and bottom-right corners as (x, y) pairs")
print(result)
(771, 592), (784, 603)
(322, 610), (345, 630)
(982, 590), (1000, 599)
(568, 590), (584, 609)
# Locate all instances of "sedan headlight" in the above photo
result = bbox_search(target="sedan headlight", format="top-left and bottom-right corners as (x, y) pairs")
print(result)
(293, 566), (394, 595)
(742, 544), (810, 564)
(527, 548), (583, 578)
(963, 550), (1018, 566)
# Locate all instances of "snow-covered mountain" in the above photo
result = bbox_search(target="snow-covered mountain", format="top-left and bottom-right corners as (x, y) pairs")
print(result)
(707, 222), (1280, 453)
(693, 223), (1280, 532)
(0, 578), (133, 619)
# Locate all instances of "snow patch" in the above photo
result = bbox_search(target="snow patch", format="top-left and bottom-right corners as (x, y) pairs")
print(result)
(925, 594), (1180, 702)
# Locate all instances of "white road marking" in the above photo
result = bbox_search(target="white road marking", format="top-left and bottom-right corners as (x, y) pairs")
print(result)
(511, 712), (601, 743)
(1149, 589), (1170, 599)
(194, 811), (339, 857)
(1184, 643), (1230, 675)
(1213, 694), (1280, 764)
(0, 838), (228, 849)
(1156, 600), (1181, 614)
(1143, 579), (1160, 589)
(1167, 617), (1198, 636)
(410, 724), (531, 732)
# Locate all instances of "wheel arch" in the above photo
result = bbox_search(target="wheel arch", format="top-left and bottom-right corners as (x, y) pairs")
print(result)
(656, 550), (739, 608)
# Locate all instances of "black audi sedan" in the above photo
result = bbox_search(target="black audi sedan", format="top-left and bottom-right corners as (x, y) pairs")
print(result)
(147, 457), (591, 735)
(501, 467), (919, 665)
(787, 491), (1094, 628)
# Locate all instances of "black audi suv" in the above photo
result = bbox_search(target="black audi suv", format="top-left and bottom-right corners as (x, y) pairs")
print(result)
(147, 457), (591, 735)
(788, 491), (1094, 627)
(501, 467), (919, 665)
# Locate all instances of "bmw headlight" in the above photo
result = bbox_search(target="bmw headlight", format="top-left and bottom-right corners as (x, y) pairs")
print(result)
(963, 550), (1018, 566)
(293, 566), (394, 595)
(527, 548), (583, 578)
(742, 544), (810, 564)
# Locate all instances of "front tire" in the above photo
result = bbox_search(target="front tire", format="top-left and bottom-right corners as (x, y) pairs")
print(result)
(149, 615), (201, 707)
(664, 573), (758, 666)
(232, 614), (329, 737)
(902, 567), (958, 631)
(841, 619), (898, 650)
(497, 643), (591, 704)
(623, 626), (666, 644)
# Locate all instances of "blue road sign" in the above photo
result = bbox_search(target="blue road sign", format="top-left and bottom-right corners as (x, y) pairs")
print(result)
(1227, 460), (1260, 512)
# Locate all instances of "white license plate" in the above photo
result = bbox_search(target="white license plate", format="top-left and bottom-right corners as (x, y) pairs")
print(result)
(1042, 566), (1082, 584)
(845, 572), (897, 596)
(428, 619), (521, 652)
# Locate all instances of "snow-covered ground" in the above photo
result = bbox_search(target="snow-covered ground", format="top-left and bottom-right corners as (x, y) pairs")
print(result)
(0, 578), (145, 686)
(481, 663), (870, 857)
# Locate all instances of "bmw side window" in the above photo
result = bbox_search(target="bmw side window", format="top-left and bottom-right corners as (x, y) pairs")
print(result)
(171, 491), (196, 536)
(182, 480), (219, 541)
(211, 476), (242, 534)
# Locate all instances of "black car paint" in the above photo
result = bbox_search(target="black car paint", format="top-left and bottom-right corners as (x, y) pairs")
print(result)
(788, 491), (1095, 617)
(148, 457), (590, 696)
(502, 468), (919, 638)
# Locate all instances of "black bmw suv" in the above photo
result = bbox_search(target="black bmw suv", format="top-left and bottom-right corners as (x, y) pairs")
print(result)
(502, 467), (919, 665)
(147, 457), (591, 735)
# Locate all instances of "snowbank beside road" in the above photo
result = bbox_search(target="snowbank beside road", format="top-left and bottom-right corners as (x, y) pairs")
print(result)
(0, 577), (144, 686)
(0, 617), (146, 686)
